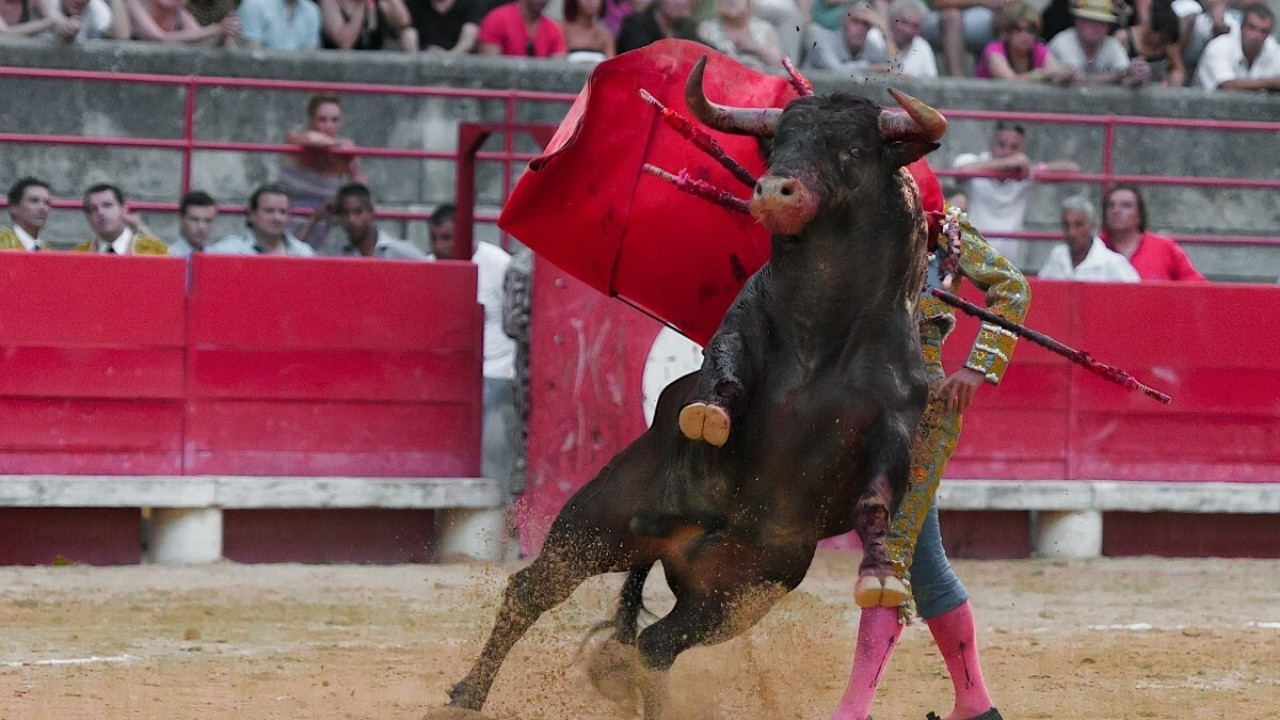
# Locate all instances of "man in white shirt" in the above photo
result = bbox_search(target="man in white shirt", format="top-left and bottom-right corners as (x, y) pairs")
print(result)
(168, 190), (219, 257)
(205, 184), (316, 256)
(801, 3), (890, 72)
(1038, 194), (1140, 282)
(951, 122), (1079, 268)
(2, 177), (51, 251)
(1048, 0), (1148, 84)
(887, 0), (938, 78)
(426, 204), (518, 498)
(1196, 3), (1280, 91)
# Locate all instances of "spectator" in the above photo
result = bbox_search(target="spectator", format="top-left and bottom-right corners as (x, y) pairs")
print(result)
(318, 182), (428, 258)
(950, 121), (1080, 268)
(129, 0), (240, 45)
(281, 92), (366, 251)
(74, 183), (169, 255)
(1100, 184), (1206, 281)
(37, 0), (131, 40)
(1114, 0), (1187, 85)
(1, 0), (62, 34)
(561, 0), (614, 63)
(476, 0), (566, 56)
(501, 246), (532, 499)
(1, 177), (51, 251)
(697, 0), (782, 70)
(886, 0), (939, 77)
(185, 0), (237, 26)
(976, 1), (1070, 81)
(616, 0), (699, 53)
(1048, 0), (1150, 84)
(1195, 2), (1280, 90)
(168, 190), (218, 257)
(206, 184), (316, 256)
(405, 0), (482, 53)
(921, 0), (1001, 77)
(601, 0), (641, 36)
(238, 0), (320, 49)
(1038, 194), (1140, 281)
(802, 2), (891, 71)
(319, 0), (415, 49)
(1180, 0), (1236, 75)
(426, 204), (520, 523)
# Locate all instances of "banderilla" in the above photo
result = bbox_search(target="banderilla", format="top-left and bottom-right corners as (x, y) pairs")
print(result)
(930, 288), (1172, 404)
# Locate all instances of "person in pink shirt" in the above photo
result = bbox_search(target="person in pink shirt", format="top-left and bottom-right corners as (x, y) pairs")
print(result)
(477, 0), (566, 57)
(1101, 184), (1207, 282)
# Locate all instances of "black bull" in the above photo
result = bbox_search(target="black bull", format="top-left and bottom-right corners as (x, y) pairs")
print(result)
(447, 58), (949, 719)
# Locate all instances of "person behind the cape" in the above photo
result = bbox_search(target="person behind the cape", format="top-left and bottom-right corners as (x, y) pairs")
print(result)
(827, 160), (1029, 720)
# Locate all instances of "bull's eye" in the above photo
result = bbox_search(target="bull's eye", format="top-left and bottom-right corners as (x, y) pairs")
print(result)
(838, 148), (861, 164)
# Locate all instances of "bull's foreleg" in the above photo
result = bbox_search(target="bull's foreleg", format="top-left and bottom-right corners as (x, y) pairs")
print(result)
(680, 276), (767, 448)
(447, 553), (594, 710)
(679, 330), (748, 447)
(853, 473), (910, 609)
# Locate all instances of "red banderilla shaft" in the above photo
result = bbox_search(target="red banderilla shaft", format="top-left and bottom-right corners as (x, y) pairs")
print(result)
(930, 289), (1172, 404)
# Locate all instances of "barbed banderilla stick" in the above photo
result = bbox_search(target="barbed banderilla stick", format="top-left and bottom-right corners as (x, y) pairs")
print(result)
(643, 164), (752, 215)
(929, 289), (1172, 405)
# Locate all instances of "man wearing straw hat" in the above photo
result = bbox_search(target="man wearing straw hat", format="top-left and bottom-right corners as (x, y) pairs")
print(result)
(1047, 0), (1150, 84)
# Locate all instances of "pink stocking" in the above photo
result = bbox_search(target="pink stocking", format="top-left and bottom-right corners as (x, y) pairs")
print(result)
(828, 606), (902, 720)
(925, 601), (993, 720)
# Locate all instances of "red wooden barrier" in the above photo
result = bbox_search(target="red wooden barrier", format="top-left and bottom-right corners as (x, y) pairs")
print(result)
(522, 261), (1280, 557)
(0, 255), (483, 565)
(0, 254), (186, 565)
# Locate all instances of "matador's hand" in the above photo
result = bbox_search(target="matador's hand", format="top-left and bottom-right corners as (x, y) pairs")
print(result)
(933, 367), (985, 415)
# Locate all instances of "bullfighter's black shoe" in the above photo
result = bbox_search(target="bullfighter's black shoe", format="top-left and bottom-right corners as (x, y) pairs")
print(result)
(926, 709), (1004, 720)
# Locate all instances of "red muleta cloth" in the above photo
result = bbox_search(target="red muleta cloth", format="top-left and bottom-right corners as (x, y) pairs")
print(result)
(501, 39), (946, 346)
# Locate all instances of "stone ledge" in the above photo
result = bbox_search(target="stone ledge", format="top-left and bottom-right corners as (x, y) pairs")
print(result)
(937, 479), (1280, 514)
(0, 475), (503, 510)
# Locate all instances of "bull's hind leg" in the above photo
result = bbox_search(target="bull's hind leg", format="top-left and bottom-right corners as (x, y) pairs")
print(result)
(632, 542), (807, 720)
(448, 547), (608, 711)
(585, 565), (653, 708)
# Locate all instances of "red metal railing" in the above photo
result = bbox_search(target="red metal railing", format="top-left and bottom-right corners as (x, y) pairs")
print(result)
(0, 66), (573, 226)
(0, 66), (1277, 248)
(934, 108), (1280, 247)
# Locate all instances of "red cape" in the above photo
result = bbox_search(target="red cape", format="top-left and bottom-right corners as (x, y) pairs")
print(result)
(500, 40), (945, 346)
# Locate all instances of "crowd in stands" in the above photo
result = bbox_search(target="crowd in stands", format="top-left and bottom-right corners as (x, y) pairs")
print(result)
(2, 0), (1276, 89)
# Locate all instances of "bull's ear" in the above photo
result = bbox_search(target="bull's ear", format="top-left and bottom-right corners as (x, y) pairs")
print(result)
(884, 141), (939, 168)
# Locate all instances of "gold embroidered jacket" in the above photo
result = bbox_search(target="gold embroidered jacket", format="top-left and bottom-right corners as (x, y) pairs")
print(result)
(918, 207), (1030, 384)
(71, 234), (170, 256)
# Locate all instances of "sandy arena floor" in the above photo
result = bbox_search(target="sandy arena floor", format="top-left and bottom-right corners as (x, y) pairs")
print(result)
(1, 552), (1277, 720)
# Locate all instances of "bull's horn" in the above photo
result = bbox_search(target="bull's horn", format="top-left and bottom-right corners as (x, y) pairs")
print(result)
(685, 55), (782, 137)
(878, 88), (948, 143)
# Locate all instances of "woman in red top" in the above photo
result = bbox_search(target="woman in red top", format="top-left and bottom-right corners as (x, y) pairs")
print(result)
(1101, 184), (1206, 281)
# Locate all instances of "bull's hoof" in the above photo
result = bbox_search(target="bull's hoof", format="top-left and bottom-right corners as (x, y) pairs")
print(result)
(679, 402), (730, 447)
(854, 575), (884, 608)
(879, 576), (909, 608)
(854, 575), (909, 608)
(585, 640), (642, 709)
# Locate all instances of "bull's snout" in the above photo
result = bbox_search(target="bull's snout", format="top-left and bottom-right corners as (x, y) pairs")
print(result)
(749, 175), (818, 237)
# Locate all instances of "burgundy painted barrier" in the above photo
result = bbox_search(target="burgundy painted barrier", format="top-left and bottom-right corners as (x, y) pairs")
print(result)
(521, 260), (1280, 558)
(0, 253), (483, 565)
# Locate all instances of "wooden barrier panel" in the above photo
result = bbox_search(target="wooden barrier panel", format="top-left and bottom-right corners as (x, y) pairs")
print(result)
(0, 255), (484, 565)
(186, 255), (482, 478)
(523, 264), (1280, 557)
(0, 254), (186, 565)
